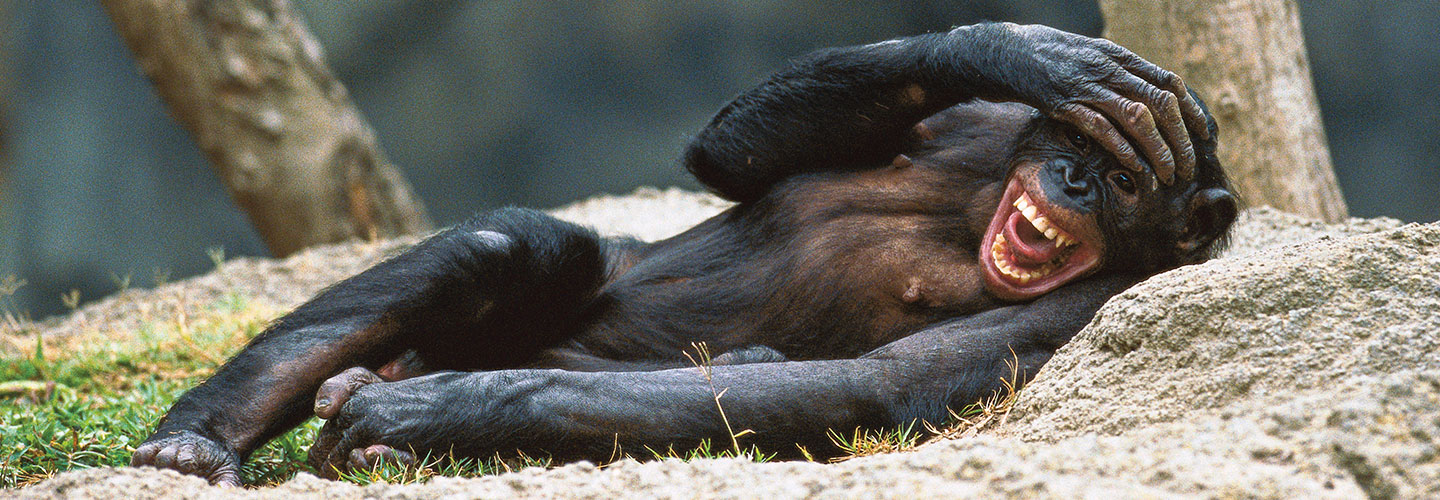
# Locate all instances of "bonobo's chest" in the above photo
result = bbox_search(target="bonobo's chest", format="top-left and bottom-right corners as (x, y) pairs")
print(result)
(774, 226), (999, 356)
(753, 169), (1007, 354)
(586, 165), (1008, 360)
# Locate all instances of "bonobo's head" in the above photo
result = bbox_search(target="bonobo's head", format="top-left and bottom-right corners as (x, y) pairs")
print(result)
(979, 97), (1237, 301)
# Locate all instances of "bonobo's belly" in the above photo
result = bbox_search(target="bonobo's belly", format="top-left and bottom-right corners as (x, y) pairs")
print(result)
(557, 242), (1000, 365)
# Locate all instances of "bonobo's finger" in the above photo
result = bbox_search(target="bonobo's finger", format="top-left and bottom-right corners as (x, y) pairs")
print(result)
(315, 367), (382, 419)
(348, 444), (417, 470)
(1104, 71), (1196, 182)
(1052, 103), (1145, 177)
(1146, 88), (1196, 181)
(131, 442), (160, 466)
(152, 445), (179, 469)
(309, 421), (346, 477)
(1163, 74), (1210, 143)
(348, 448), (373, 470)
(1139, 69), (1211, 151)
(210, 469), (242, 488)
(323, 426), (373, 478)
(310, 415), (367, 479)
(1089, 91), (1173, 185)
(175, 445), (198, 472)
(1105, 49), (1211, 142)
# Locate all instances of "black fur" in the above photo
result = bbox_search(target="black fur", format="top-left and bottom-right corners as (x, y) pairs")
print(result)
(133, 23), (1237, 483)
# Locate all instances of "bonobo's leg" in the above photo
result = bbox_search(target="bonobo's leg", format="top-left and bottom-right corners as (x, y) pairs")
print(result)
(306, 274), (1143, 471)
(685, 23), (1211, 202)
(132, 208), (615, 485)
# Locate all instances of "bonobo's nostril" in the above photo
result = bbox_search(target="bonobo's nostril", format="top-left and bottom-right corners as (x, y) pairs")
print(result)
(1062, 162), (1090, 196)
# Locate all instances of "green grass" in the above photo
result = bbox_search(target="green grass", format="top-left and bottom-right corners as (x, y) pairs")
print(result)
(330, 450), (554, 486)
(0, 290), (567, 489)
(0, 285), (1012, 489)
(0, 291), (308, 488)
(0, 291), (778, 489)
(645, 439), (777, 463)
(0, 378), (322, 488)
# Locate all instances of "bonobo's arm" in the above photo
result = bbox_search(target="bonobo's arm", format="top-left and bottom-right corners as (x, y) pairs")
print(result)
(307, 274), (1141, 472)
(685, 23), (1210, 202)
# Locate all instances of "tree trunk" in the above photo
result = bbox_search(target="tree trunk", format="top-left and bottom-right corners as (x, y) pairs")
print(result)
(1100, 0), (1348, 222)
(100, 0), (433, 256)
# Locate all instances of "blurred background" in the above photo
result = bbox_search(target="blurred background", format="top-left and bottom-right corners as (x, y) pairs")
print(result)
(1, 0), (1436, 319)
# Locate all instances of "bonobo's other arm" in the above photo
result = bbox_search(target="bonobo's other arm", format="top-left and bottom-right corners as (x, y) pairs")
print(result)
(307, 275), (1141, 472)
(685, 22), (1209, 202)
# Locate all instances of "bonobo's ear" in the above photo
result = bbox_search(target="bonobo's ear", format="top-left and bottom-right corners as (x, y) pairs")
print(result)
(1177, 188), (1238, 260)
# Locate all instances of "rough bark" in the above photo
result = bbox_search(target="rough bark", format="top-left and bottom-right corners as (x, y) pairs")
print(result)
(100, 0), (432, 256)
(1100, 0), (1348, 222)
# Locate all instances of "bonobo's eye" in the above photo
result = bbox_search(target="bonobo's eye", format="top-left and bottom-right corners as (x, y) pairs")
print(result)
(1109, 171), (1137, 194)
(1067, 131), (1091, 153)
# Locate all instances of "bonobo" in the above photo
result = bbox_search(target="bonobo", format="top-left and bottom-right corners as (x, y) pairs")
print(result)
(132, 23), (1236, 485)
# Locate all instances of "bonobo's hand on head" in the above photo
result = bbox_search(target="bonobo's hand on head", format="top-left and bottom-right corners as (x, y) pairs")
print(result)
(940, 22), (1212, 186)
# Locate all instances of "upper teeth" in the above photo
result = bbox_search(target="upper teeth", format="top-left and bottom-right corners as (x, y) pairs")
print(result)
(1013, 193), (1076, 247)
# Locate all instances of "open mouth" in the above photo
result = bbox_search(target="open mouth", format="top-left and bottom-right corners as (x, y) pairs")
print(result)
(991, 192), (1078, 283)
(980, 179), (1102, 300)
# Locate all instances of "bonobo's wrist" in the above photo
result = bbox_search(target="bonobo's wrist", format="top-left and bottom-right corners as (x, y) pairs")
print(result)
(396, 371), (536, 427)
(144, 425), (208, 443)
(149, 405), (223, 442)
(442, 370), (546, 422)
(146, 423), (245, 458)
(406, 371), (555, 454)
(924, 23), (1025, 103)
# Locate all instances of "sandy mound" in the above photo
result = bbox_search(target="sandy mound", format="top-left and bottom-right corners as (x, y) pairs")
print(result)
(12, 189), (1438, 499)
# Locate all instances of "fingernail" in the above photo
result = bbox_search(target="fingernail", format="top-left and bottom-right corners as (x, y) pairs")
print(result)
(315, 398), (330, 410)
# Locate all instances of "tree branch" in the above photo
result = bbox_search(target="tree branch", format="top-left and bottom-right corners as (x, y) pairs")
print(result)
(100, 0), (433, 255)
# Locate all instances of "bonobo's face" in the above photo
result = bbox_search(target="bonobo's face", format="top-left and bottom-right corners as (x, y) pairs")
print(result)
(979, 115), (1236, 301)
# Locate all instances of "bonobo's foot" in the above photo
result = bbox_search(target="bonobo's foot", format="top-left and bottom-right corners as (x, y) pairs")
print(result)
(131, 430), (242, 487)
(308, 367), (426, 478)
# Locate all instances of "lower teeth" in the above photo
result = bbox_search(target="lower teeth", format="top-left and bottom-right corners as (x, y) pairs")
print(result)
(991, 233), (1061, 284)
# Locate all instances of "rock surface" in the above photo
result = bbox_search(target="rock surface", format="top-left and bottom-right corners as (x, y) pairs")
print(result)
(12, 189), (1440, 499)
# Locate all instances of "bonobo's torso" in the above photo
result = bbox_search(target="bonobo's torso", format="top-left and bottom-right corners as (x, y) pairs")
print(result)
(557, 101), (1035, 364)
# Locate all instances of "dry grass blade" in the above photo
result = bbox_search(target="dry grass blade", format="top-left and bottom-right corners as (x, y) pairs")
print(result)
(826, 422), (923, 463)
(831, 350), (1024, 462)
(683, 341), (755, 457)
(923, 353), (1022, 444)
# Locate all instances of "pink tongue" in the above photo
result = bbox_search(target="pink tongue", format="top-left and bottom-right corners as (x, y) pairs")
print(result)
(1004, 212), (1063, 266)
